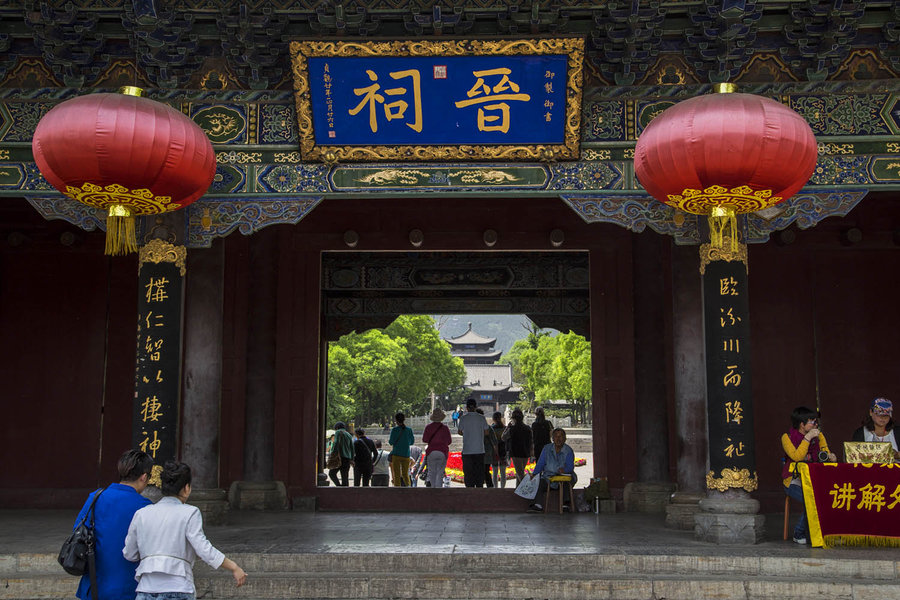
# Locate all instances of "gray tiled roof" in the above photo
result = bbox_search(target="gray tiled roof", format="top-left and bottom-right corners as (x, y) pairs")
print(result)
(463, 364), (514, 391)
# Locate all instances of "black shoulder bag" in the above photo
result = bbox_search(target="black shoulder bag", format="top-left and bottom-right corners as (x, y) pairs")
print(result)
(59, 486), (106, 588)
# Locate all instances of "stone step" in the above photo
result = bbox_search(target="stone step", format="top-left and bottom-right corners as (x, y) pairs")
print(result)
(3, 552), (898, 600)
(4, 572), (900, 600)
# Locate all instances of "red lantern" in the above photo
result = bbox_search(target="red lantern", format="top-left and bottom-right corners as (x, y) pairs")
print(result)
(634, 86), (817, 252)
(32, 87), (216, 255)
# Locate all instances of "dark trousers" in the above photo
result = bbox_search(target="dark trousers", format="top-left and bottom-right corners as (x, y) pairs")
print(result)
(462, 453), (485, 487)
(371, 473), (389, 487)
(354, 464), (372, 486)
(785, 483), (808, 538)
(483, 464), (493, 487)
(329, 456), (351, 486)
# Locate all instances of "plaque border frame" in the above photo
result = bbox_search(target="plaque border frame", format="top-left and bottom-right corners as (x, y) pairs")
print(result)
(289, 37), (584, 162)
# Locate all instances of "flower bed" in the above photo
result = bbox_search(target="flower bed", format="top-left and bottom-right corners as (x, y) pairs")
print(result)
(443, 451), (586, 484)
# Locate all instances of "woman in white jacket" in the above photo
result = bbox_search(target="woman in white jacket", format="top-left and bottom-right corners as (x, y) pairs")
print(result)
(124, 461), (246, 599)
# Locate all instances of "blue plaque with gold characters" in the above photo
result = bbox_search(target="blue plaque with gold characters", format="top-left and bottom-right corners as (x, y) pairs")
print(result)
(290, 38), (584, 162)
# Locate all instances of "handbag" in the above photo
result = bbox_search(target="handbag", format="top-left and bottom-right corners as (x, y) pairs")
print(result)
(514, 474), (540, 500)
(59, 486), (106, 600)
(325, 452), (341, 470)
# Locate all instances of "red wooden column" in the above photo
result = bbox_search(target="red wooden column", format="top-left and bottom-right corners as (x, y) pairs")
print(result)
(588, 235), (637, 501)
(276, 233), (323, 508)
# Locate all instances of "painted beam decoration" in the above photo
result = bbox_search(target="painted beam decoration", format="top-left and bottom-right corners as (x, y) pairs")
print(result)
(289, 38), (584, 162)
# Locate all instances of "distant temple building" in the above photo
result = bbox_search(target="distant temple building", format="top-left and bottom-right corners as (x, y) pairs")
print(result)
(445, 323), (521, 409)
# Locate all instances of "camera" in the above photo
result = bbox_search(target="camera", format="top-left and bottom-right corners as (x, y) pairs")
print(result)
(817, 450), (830, 462)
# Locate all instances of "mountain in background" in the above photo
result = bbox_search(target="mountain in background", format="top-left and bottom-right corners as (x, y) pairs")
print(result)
(433, 314), (557, 357)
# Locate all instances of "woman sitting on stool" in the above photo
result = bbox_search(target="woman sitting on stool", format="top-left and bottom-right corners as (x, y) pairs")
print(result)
(527, 427), (577, 513)
(781, 406), (836, 545)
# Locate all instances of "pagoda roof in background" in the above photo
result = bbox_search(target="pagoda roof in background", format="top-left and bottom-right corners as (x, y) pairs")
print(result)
(446, 323), (497, 347)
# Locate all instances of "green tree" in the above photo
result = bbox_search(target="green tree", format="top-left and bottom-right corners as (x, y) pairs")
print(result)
(545, 332), (592, 423)
(505, 332), (592, 423)
(502, 322), (553, 409)
(326, 329), (410, 427)
(384, 315), (466, 415)
(327, 316), (466, 426)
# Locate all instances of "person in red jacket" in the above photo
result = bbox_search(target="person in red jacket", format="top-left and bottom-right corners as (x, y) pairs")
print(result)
(422, 407), (451, 488)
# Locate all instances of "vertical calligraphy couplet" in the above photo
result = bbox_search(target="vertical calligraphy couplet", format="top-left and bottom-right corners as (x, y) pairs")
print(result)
(133, 240), (187, 469)
(703, 258), (757, 492)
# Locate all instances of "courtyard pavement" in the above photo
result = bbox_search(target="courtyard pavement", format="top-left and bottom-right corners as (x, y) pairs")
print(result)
(2, 508), (898, 561)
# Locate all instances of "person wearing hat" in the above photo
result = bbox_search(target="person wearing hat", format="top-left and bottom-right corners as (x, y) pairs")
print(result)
(457, 398), (491, 487)
(422, 408), (452, 488)
(852, 398), (899, 459)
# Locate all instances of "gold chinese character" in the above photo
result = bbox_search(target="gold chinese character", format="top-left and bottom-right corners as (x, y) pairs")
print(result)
(725, 401), (743, 424)
(724, 439), (745, 458)
(145, 335), (163, 362)
(544, 82), (553, 94)
(144, 336), (163, 352)
(723, 365), (742, 387)
(719, 276), (739, 296)
(141, 396), (163, 422)
(139, 430), (162, 459)
(720, 307), (742, 327)
(144, 312), (164, 328)
(723, 339), (741, 353)
(145, 277), (169, 303)
(348, 69), (423, 133)
(455, 68), (531, 133)
(830, 482), (857, 510)
(544, 111), (552, 122)
(856, 483), (887, 512)
(888, 484), (900, 509)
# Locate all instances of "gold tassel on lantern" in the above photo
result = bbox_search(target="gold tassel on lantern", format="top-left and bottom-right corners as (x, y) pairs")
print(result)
(708, 205), (739, 255)
(105, 204), (138, 256)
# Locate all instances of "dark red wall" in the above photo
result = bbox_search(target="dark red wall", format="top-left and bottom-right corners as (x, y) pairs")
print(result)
(3, 193), (898, 512)
(0, 202), (137, 506)
(750, 194), (900, 511)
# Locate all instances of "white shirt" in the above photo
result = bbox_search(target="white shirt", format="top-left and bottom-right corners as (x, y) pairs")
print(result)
(372, 449), (390, 475)
(863, 428), (899, 451)
(457, 411), (489, 454)
(123, 496), (225, 593)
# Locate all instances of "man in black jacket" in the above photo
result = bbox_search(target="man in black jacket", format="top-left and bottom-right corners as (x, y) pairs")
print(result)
(353, 428), (378, 486)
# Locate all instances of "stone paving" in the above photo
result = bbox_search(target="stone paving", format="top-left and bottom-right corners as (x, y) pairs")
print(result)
(2, 508), (898, 559)
(3, 510), (900, 599)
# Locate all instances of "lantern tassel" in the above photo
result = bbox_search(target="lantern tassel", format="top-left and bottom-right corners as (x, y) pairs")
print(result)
(105, 204), (138, 256)
(708, 206), (739, 255)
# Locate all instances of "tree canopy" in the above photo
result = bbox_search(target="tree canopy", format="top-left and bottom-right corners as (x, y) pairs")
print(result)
(327, 315), (466, 427)
(502, 331), (592, 422)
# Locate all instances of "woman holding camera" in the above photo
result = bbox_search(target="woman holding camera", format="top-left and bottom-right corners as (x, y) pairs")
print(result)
(781, 406), (837, 545)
